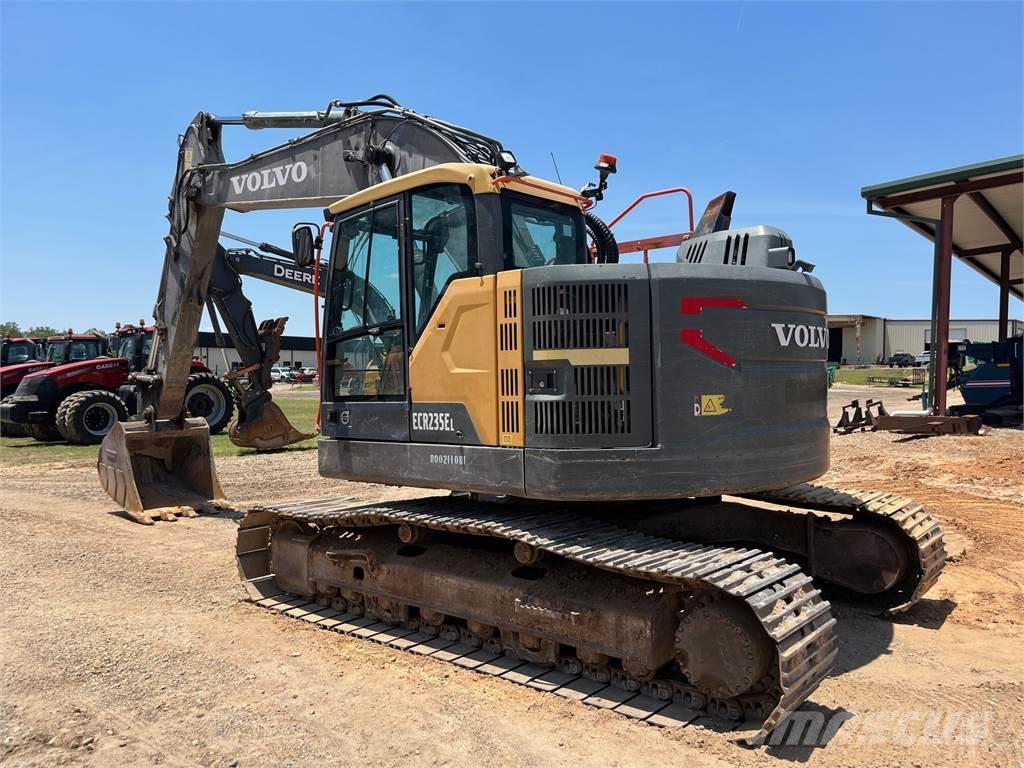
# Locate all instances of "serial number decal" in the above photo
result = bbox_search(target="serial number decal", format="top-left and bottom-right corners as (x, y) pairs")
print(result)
(429, 454), (466, 466)
(413, 411), (455, 432)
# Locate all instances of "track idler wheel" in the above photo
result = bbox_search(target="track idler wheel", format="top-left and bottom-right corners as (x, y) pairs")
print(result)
(675, 597), (773, 700)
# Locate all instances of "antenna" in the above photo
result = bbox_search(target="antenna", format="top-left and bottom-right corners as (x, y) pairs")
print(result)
(549, 151), (563, 185)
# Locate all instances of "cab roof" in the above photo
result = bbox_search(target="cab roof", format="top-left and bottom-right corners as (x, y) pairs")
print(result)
(326, 162), (587, 217)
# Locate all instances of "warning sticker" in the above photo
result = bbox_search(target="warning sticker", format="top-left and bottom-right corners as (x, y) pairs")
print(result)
(694, 394), (731, 416)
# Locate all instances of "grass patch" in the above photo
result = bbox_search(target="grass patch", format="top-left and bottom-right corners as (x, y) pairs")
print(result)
(834, 366), (910, 386)
(0, 395), (320, 465)
(213, 395), (319, 458)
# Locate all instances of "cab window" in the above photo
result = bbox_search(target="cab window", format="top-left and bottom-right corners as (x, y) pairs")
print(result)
(505, 195), (586, 268)
(327, 204), (401, 336)
(326, 202), (405, 400)
(4, 342), (33, 363)
(410, 184), (475, 335)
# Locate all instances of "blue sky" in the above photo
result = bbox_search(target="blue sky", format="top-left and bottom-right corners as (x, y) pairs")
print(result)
(2, 1), (1021, 336)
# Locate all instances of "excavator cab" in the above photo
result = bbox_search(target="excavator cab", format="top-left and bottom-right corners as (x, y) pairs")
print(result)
(311, 162), (829, 501)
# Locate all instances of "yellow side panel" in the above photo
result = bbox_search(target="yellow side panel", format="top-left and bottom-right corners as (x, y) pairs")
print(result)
(496, 270), (525, 447)
(409, 276), (499, 446)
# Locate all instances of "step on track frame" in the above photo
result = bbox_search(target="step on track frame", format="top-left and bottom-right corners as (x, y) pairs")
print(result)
(236, 496), (838, 744)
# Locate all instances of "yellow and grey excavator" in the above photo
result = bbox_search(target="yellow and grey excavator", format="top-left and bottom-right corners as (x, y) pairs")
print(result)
(98, 95), (944, 742)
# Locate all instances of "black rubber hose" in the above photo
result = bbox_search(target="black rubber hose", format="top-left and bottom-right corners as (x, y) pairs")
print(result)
(584, 210), (619, 264)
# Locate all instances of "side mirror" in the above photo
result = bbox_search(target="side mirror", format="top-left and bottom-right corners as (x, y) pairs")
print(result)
(291, 224), (316, 268)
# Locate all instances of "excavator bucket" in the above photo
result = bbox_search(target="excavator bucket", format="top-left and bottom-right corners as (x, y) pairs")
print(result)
(97, 418), (225, 525)
(228, 400), (316, 450)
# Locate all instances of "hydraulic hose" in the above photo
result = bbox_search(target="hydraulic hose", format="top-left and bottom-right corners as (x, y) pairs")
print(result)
(584, 210), (619, 264)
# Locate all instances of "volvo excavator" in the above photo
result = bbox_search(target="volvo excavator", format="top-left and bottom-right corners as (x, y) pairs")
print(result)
(97, 95), (944, 742)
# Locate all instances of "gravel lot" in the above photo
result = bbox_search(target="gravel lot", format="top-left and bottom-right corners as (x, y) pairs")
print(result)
(1, 386), (1021, 767)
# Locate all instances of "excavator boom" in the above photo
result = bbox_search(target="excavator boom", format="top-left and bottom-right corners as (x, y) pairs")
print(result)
(99, 96), (516, 521)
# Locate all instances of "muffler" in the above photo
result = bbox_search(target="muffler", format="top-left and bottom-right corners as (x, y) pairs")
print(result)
(228, 400), (316, 450)
(97, 418), (225, 525)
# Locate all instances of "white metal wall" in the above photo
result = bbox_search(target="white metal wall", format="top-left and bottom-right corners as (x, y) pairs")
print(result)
(839, 317), (885, 364)
(192, 346), (315, 375)
(883, 320), (1022, 358)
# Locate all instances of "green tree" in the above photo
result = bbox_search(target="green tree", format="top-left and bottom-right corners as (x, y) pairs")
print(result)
(26, 325), (62, 338)
(0, 321), (22, 337)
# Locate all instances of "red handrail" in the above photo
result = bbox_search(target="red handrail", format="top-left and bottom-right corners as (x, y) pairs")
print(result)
(607, 187), (694, 231)
(606, 187), (695, 264)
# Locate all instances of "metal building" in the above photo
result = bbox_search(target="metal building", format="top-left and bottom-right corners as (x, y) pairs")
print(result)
(192, 332), (316, 375)
(827, 315), (1022, 364)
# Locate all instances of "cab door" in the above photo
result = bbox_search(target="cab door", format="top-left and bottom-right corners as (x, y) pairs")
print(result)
(320, 198), (410, 441)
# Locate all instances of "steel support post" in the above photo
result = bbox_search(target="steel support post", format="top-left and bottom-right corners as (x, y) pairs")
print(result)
(933, 196), (956, 415)
(999, 249), (1011, 342)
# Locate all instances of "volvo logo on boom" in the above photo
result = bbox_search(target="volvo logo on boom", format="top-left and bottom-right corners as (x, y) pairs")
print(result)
(229, 161), (309, 195)
(771, 323), (828, 349)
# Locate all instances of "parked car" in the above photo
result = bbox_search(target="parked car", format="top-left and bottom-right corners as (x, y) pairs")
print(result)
(294, 367), (318, 383)
(270, 366), (285, 383)
(887, 352), (916, 368)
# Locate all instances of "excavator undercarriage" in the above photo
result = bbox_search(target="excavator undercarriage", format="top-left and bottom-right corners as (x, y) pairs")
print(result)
(235, 481), (943, 741)
(237, 494), (839, 743)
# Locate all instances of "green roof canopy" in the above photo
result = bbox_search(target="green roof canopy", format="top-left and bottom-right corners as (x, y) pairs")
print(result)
(862, 155), (1023, 299)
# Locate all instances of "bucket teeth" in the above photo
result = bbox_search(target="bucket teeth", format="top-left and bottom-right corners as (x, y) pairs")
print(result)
(229, 401), (315, 450)
(97, 418), (224, 523)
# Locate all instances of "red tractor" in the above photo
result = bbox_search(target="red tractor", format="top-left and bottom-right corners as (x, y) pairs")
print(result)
(1, 325), (233, 444)
(1, 332), (108, 437)
(1, 336), (44, 366)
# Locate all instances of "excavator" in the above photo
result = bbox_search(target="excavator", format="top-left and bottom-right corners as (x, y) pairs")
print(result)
(97, 95), (945, 742)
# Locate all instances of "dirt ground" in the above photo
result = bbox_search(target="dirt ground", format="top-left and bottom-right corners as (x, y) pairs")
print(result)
(1, 386), (1022, 768)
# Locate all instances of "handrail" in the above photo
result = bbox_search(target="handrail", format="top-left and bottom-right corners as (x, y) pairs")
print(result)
(607, 187), (694, 232)
(606, 187), (696, 264)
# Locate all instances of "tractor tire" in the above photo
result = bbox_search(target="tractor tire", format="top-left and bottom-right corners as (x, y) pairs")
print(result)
(55, 395), (76, 439)
(0, 396), (27, 438)
(185, 372), (234, 435)
(26, 421), (62, 442)
(59, 390), (129, 445)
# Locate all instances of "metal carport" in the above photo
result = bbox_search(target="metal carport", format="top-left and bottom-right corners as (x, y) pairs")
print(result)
(862, 155), (1022, 414)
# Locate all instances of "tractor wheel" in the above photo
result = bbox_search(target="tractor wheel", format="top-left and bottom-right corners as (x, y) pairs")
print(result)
(0, 396), (27, 438)
(55, 395), (76, 439)
(26, 421), (62, 442)
(185, 372), (234, 435)
(59, 390), (129, 445)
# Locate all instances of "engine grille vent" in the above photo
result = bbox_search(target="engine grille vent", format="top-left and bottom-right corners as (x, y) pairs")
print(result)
(497, 280), (523, 446)
(722, 232), (750, 265)
(683, 239), (709, 263)
(524, 272), (651, 449)
(531, 282), (629, 350)
(533, 398), (632, 436)
(575, 364), (630, 397)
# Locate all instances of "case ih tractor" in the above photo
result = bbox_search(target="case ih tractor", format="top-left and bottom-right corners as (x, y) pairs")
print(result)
(1, 332), (108, 437)
(1, 325), (233, 444)
(1, 336), (44, 366)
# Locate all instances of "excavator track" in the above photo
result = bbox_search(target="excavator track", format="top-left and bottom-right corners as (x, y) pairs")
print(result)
(237, 496), (838, 744)
(745, 483), (945, 614)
